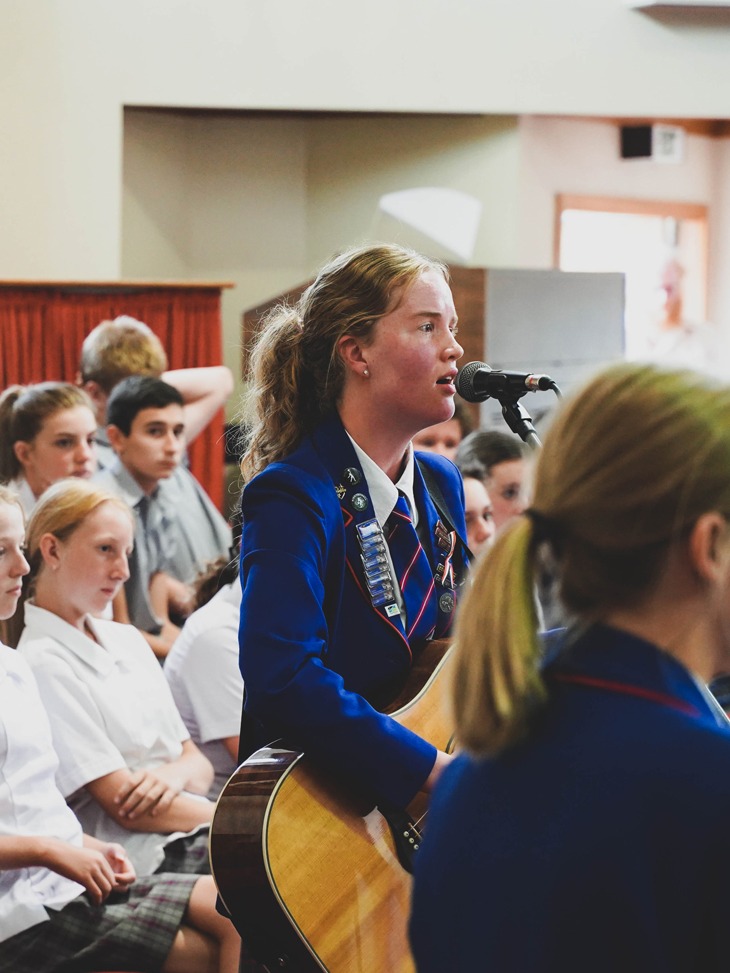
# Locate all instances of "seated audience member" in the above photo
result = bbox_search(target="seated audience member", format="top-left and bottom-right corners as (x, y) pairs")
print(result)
(411, 363), (730, 973)
(457, 459), (495, 559)
(95, 375), (225, 657)
(411, 399), (474, 460)
(455, 428), (529, 530)
(78, 314), (234, 465)
(0, 382), (99, 649)
(0, 484), (241, 973)
(17, 479), (216, 879)
(164, 554), (243, 800)
(79, 315), (233, 586)
(0, 382), (97, 517)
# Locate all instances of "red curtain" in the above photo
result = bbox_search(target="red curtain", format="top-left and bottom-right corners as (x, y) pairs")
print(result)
(0, 285), (226, 509)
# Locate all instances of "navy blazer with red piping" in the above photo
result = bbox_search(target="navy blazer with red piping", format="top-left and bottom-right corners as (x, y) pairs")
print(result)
(410, 623), (730, 972)
(238, 411), (467, 809)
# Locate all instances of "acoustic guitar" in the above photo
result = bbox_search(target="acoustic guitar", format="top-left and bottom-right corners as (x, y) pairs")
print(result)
(209, 639), (454, 973)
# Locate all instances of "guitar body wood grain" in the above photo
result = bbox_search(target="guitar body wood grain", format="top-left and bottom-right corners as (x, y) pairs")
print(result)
(211, 640), (454, 972)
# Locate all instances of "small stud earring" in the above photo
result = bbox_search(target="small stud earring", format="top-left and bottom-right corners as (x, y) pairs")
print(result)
(363, 368), (369, 377)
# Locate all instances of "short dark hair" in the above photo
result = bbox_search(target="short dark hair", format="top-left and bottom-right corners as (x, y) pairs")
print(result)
(106, 376), (184, 435)
(455, 429), (524, 476)
(456, 458), (487, 483)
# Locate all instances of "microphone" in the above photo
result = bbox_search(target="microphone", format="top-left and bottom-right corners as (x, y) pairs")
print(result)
(455, 361), (555, 403)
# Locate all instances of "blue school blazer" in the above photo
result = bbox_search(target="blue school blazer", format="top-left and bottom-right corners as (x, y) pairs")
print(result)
(410, 623), (730, 972)
(238, 412), (467, 808)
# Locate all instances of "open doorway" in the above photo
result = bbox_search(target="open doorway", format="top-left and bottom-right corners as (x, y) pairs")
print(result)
(555, 194), (708, 363)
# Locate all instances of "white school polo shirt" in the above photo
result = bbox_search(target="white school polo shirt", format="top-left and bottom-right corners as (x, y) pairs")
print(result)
(164, 578), (243, 799)
(0, 644), (85, 943)
(18, 604), (205, 876)
(5, 476), (37, 520)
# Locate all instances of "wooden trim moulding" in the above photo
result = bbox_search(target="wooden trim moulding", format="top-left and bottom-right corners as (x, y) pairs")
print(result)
(553, 195), (708, 267)
(0, 280), (236, 291)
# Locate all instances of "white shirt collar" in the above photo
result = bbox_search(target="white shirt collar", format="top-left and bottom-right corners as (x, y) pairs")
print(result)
(688, 670), (730, 728)
(346, 435), (419, 529)
(7, 476), (37, 519)
(104, 457), (148, 507)
(22, 601), (120, 676)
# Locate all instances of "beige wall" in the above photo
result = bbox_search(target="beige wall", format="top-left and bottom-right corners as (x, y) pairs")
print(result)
(709, 136), (730, 357)
(516, 116), (718, 269)
(122, 111), (310, 385)
(122, 108), (730, 397)
(123, 112), (191, 280)
(514, 116), (730, 331)
(4, 0), (730, 283)
(73, 0), (730, 117)
(5, 0), (730, 397)
(306, 115), (521, 269)
(122, 111), (523, 394)
(0, 4), (123, 278)
(517, 116), (721, 290)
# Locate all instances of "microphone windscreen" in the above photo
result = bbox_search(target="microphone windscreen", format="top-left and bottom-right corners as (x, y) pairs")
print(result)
(455, 361), (490, 402)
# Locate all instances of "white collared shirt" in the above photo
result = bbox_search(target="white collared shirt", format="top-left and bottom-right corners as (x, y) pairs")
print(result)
(347, 437), (419, 529)
(346, 436), (423, 626)
(0, 644), (85, 942)
(5, 476), (37, 520)
(17, 602), (204, 876)
(689, 671), (730, 728)
(164, 578), (243, 799)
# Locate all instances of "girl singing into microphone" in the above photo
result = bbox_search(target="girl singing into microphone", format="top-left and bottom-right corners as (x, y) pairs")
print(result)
(238, 243), (472, 807)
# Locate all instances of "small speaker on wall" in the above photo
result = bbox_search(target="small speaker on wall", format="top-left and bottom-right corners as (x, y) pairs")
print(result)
(620, 124), (685, 163)
(620, 125), (653, 158)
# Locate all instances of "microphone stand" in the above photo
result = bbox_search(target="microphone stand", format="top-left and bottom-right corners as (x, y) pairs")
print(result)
(497, 395), (542, 452)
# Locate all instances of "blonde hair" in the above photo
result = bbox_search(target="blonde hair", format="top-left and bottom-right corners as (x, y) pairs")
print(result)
(240, 243), (448, 480)
(79, 316), (168, 393)
(0, 484), (23, 517)
(451, 363), (730, 756)
(0, 383), (95, 482)
(25, 478), (132, 585)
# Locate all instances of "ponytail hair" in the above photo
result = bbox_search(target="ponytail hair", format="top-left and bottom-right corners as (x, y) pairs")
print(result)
(240, 243), (448, 480)
(451, 363), (730, 756)
(0, 382), (94, 483)
(0, 386), (26, 482)
(451, 517), (544, 755)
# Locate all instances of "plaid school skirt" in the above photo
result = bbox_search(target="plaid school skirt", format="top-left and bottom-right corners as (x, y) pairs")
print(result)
(154, 828), (211, 875)
(1, 871), (198, 973)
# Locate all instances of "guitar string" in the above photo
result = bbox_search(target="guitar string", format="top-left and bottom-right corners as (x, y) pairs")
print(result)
(411, 809), (428, 838)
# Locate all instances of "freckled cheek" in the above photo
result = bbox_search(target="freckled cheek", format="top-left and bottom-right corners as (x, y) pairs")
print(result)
(393, 350), (434, 385)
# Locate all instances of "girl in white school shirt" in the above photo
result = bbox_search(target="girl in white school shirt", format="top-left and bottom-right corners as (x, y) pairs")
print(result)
(0, 382), (97, 519)
(17, 478), (216, 880)
(164, 554), (243, 801)
(0, 382), (99, 648)
(0, 484), (241, 973)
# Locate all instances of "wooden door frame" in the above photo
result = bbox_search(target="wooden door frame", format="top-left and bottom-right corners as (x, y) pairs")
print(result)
(554, 194), (708, 266)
